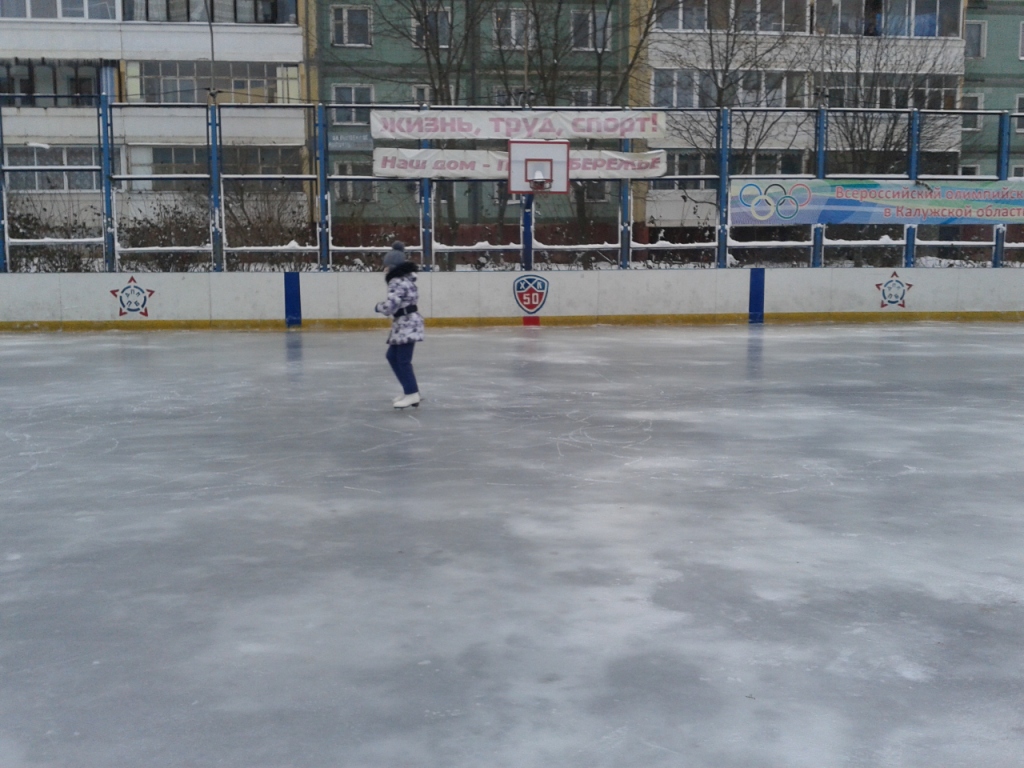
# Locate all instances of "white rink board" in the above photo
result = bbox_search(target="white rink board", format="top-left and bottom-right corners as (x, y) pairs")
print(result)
(764, 268), (1024, 316)
(210, 274), (283, 321)
(2, 269), (1024, 327)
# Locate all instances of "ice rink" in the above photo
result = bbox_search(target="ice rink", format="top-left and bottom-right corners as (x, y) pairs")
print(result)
(2, 323), (1023, 768)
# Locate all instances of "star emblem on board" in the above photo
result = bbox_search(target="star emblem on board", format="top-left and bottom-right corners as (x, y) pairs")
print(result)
(111, 276), (156, 317)
(876, 271), (912, 309)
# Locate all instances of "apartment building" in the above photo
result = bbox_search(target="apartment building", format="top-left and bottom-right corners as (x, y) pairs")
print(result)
(645, 0), (967, 236)
(0, 0), (307, 263)
(316, 0), (638, 251)
(959, 0), (1024, 175)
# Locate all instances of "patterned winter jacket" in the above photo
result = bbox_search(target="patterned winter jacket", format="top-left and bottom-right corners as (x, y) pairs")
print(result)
(374, 262), (425, 345)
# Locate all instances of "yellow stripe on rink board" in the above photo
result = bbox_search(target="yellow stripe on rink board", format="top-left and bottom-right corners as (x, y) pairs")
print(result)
(0, 320), (288, 332)
(3, 312), (1024, 333)
(765, 311), (1024, 324)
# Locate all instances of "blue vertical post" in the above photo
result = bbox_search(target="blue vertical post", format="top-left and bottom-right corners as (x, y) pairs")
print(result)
(209, 103), (224, 272)
(0, 105), (7, 273)
(100, 92), (116, 272)
(619, 137), (631, 268)
(522, 193), (535, 271)
(419, 104), (433, 269)
(904, 109), (921, 268)
(317, 104), (331, 270)
(420, 143), (432, 269)
(994, 111), (1011, 267)
(716, 108), (730, 268)
(812, 107), (827, 268)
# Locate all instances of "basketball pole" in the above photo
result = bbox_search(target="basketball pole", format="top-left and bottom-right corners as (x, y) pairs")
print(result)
(521, 192), (535, 271)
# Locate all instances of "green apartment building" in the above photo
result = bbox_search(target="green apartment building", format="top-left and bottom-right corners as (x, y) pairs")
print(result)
(961, 0), (1024, 175)
(312, 0), (644, 261)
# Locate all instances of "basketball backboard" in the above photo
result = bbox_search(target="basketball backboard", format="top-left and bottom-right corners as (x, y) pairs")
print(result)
(508, 139), (570, 194)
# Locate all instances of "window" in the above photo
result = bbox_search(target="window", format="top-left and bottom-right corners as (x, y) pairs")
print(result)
(785, 71), (806, 107)
(333, 84), (372, 124)
(492, 86), (531, 106)
(334, 162), (375, 203)
(570, 88), (612, 107)
(572, 180), (607, 203)
(655, 68), (804, 108)
(125, 61), (299, 104)
(959, 165), (979, 176)
(433, 180), (454, 203)
(122, 0), (290, 22)
(656, 0), (706, 29)
(222, 144), (301, 174)
(5, 145), (103, 191)
(1016, 95), (1024, 132)
(1013, 166), (1024, 178)
(964, 20), (985, 58)
(149, 146), (207, 191)
(838, 0), (957, 37)
(333, 6), (371, 46)
(571, 9), (609, 51)
(961, 94), (982, 131)
(657, 0), (806, 32)
(414, 7), (451, 48)
(818, 72), (955, 110)
(495, 7), (531, 49)
(651, 151), (701, 191)
(653, 69), (697, 107)
(0, 0), (114, 18)
(0, 60), (99, 107)
(413, 85), (432, 104)
(493, 179), (521, 205)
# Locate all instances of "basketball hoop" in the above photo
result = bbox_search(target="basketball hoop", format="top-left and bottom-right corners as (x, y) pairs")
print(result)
(508, 140), (570, 195)
(530, 169), (552, 192)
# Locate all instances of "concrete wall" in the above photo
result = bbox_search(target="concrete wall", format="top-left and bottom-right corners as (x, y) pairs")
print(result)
(0, 269), (1022, 330)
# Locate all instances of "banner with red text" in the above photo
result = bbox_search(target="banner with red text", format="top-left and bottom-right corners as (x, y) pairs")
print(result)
(373, 148), (667, 179)
(371, 110), (666, 140)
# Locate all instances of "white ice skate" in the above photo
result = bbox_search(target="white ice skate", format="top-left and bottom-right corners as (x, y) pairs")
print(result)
(393, 392), (421, 409)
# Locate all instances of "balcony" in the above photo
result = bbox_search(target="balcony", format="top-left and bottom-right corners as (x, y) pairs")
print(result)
(0, 20), (302, 62)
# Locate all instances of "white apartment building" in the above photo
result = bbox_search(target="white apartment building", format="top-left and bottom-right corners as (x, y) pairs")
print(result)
(0, 0), (306, 247)
(644, 0), (966, 231)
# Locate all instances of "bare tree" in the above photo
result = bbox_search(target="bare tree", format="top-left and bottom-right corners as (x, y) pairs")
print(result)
(809, 15), (963, 176)
(486, 0), (663, 245)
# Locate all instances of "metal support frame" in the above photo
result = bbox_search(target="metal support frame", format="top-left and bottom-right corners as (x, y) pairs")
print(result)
(420, 137), (433, 270)
(100, 94), (117, 272)
(208, 103), (224, 272)
(994, 112), (1012, 268)
(317, 104), (331, 271)
(811, 107), (828, 268)
(619, 137), (631, 269)
(6, 103), (1024, 275)
(0, 106), (7, 274)
(716, 108), (730, 269)
(904, 109), (921, 269)
(521, 193), (535, 271)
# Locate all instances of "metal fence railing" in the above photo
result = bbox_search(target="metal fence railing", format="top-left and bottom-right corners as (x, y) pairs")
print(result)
(1, 102), (1022, 272)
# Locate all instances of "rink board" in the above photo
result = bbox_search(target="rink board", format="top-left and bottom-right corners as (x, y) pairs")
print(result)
(1, 269), (1023, 329)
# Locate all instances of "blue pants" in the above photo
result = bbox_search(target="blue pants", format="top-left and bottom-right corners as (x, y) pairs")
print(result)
(386, 342), (418, 395)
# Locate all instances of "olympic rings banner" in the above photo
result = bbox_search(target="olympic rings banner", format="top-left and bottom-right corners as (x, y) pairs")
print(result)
(729, 178), (1024, 226)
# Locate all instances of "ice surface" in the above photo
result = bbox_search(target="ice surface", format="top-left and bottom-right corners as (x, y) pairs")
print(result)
(1, 324), (1023, 768)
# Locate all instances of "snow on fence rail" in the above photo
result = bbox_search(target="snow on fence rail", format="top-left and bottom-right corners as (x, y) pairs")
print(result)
(3, 103), (1024, 273)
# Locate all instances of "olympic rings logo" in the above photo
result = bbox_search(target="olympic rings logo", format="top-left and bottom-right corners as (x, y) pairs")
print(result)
(737, 182), (812, 221)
